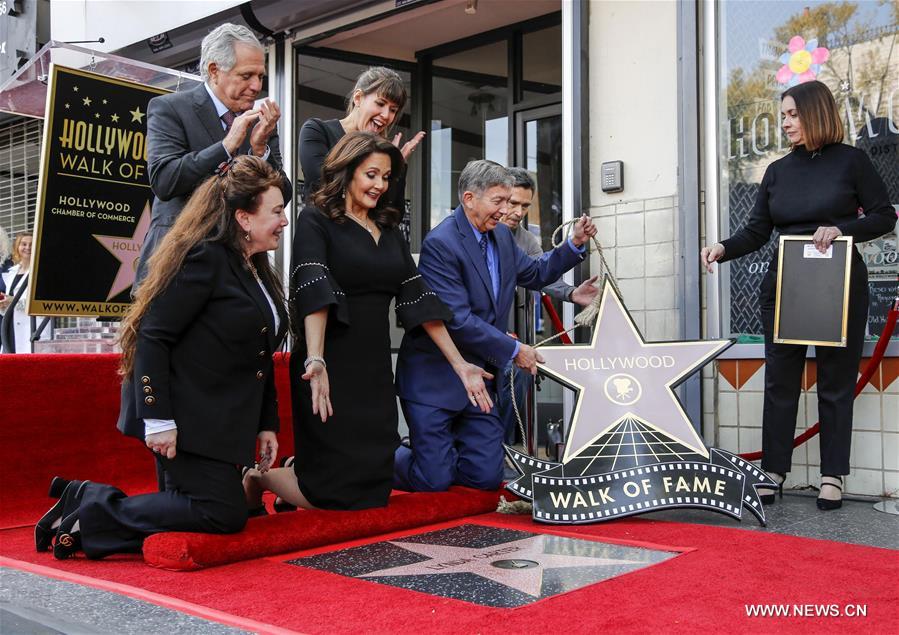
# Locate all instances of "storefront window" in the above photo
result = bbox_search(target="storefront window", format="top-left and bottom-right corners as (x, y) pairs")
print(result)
(718, 0), (898, 342)
(429, 40), (509, 228)
(522, 24), (562, 104)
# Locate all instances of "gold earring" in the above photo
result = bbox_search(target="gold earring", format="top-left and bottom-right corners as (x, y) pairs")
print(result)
(245, 230), (251, 242)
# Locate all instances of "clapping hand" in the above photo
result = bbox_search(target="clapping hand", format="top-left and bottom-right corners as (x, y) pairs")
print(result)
(249, 98), (281, 157)
(392, 130), (426, 160)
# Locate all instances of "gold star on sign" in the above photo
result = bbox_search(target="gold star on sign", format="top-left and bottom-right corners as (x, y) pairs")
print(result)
(130, 106), (145, 123)
(73, 86), (79, 92)
(83, 96), (92, 106)
(64, 103), (70, 109)
(110, 113), (120, 123)
(102, 99), (108, 104)
(95, 113), (100, 119)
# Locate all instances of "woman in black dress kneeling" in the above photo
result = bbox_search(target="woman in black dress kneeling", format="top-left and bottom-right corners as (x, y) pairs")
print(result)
(244, 132), (493, 510)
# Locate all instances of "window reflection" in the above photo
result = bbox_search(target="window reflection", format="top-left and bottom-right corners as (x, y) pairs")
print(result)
(718, 0), (898, 340)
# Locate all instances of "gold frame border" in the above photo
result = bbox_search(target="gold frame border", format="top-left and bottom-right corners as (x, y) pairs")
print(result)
(27, 64), (169, 318)
(773, 234), (854, 347)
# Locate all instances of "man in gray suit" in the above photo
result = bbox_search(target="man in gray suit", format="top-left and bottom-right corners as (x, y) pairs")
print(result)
(497, 167), (598, 445)
(136, 23), (289, 283)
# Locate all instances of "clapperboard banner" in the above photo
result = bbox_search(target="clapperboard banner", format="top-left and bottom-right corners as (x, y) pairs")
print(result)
(505, 280), (778, 526)
(506, 447), (772, 525)
(28, 65), (167, 317)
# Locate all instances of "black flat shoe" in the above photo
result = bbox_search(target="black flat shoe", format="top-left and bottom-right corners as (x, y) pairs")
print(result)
(758, 472), (785, 505)
(817, 475), (843, 510)
(35, 479), (87, 552)
(53, 511), (81, 559)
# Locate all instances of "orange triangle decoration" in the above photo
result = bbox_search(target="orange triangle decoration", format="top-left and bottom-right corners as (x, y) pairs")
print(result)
(718, 360), (737, 389)
(803, 361), (817, 390)
(881, 358), (899, 392)
(736, 360), (764, 389)
(858, 358), (880, 390)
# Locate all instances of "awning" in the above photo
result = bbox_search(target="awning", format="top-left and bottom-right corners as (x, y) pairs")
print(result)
(0, 41), (200, 120)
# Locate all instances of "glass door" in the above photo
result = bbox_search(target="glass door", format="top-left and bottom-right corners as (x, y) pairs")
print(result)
(514, 104), (566, 453)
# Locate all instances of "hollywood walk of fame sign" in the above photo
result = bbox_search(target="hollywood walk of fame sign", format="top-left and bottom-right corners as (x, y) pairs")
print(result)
(506, 280), (779, 526)
(27, 65), (167, 317)
(289, 524), (679, 607)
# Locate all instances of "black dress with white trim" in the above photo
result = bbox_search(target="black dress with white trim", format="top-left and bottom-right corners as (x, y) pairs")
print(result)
(289, 207), (451, 510)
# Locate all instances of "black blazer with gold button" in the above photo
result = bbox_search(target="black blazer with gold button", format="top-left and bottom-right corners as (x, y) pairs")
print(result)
(121, 241), (287, 466)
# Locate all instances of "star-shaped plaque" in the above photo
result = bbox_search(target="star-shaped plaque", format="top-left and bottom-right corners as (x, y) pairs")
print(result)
(91, 201), (151, 300)
(130, 106), (145, 123)
(362, 535), (638, 598)
(291, 524), (678, 607)
(538, 280), (732, 466)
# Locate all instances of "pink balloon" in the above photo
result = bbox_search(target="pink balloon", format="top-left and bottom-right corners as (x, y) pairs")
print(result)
(776, 65), (794, 84)
(811, 47), (830, 64)
(788, 35), (806, 53)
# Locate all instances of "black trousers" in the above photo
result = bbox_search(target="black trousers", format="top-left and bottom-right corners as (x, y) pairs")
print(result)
(78, 450), (247, 559)
(759, 251), (868, 476)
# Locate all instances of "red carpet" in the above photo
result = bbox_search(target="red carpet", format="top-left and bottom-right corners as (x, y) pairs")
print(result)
(0, 353), (294, 529)
(3, 513), (897, 633)
(144, 487), (505, 570)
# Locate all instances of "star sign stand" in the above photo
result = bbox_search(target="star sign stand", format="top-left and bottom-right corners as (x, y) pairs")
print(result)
(27, 65), (168, 318)
(505, 279), (778, 526)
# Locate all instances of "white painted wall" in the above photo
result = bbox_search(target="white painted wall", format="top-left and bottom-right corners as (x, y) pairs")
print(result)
(50, 0), (243, 52)
(587, 0), (678, 205)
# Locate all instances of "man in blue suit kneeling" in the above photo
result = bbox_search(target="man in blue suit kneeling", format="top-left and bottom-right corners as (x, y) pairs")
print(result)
(394, 160), (597, 492)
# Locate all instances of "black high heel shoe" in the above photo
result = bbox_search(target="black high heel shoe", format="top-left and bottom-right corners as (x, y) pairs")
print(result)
(274, 457), (297, 513)
(53, 511), (82, 560)
(817, 475), (843, 510)
(758, 472), (785, 505)
(35, 479), (87, 552)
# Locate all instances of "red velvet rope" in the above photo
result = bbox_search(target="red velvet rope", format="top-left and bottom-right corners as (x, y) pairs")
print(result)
(540, 294), (573, 345)
(739, 300), (899, 461)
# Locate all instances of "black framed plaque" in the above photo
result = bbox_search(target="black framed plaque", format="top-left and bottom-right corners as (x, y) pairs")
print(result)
(774, 235), (853, 347)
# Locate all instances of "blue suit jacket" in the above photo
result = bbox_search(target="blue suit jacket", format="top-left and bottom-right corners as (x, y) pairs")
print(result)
(396, 206), (584, 410)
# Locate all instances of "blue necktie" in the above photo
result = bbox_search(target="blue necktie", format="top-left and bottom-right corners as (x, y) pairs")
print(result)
(479, 234), (489, 266)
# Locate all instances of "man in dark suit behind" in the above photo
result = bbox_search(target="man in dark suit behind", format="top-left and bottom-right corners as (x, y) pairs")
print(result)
(136, 22), (289, 283)
(394, 160), (597, 493)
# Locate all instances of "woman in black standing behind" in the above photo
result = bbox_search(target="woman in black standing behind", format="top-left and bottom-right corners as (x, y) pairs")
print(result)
(701, 80), (896, 510)
(299, 66), (425, 210)
(35, 157), (288, 559)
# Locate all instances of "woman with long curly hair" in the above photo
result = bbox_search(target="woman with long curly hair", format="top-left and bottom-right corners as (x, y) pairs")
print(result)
(35, 155), (288, 559)
(243, 131), (492, 511)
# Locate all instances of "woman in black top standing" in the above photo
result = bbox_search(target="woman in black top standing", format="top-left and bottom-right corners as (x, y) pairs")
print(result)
(702, 80), (896, 510)
(299, 66), (425, 209)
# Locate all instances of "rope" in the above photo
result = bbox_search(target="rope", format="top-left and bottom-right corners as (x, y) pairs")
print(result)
(550, 215), (620, 329)
(503, 217), (618, 464)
